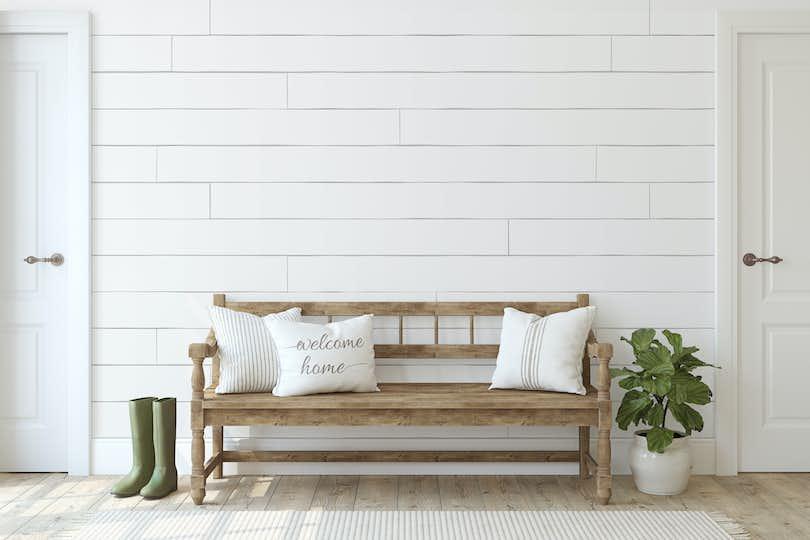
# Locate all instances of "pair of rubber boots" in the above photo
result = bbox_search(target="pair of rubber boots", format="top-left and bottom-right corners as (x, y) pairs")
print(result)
(111, 397), (177, 499)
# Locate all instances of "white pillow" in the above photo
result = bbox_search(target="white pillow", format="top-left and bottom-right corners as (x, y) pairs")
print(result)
(490, 306), (595, 395)
(268, 315), (379, 397)
(210, 305), (302, 394)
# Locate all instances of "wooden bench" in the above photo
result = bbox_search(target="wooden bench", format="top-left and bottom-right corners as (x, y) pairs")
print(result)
(188, 293), (614, 505)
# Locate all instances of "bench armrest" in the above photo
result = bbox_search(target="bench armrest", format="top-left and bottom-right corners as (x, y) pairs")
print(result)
(188, 329), (218, 360)
(587, 341), (613, 402)
(189, 330), (218, 401)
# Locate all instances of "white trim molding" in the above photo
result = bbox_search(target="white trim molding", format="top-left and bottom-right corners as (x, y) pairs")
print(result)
(0, 11), (92, 475)
(716, 11), (810, 477)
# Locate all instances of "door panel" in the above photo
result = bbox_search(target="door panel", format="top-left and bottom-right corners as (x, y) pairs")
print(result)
(739, 34), (810, 471)
(0, 34), (68, 471)
(768, 66), (810, 297)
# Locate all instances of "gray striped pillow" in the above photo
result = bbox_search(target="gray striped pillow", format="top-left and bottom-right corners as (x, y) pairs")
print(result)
(210, 305), (302, 394)
(490, 306), (595, 395)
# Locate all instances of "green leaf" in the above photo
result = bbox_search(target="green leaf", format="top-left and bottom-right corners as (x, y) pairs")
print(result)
(646, 426), (675, 453)
(679, 355), (719, 372)
(647, 403), (665, 428)
(669, 403), (704, 435)
(669, 371), (712, 405)
(610, 367), (639, 379)
(619, 376), (641, 390)
(662, 329), (682, 355)
(653, 376), (672, 395)
(637, 349), (675, 377)
(616, 390), (652, 431)
(624, 328), (656, 355)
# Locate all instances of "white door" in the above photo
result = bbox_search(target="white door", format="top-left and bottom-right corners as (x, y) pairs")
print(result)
(739, 33), (810, 471)
(0, 33), (69, 471)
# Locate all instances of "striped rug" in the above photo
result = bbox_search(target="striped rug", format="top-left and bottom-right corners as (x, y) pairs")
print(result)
(69, 510), (749, 540)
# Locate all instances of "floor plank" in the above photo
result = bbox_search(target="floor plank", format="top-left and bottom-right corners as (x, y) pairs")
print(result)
(266, 476), (318, 510)
(478, 476), (531, 511)
(222, 475), (280, 511)
(397, 475), (441, 510)
(310, 476), (358, 511)
(355, 476), (397, 510)
(438, 476), (484, 511)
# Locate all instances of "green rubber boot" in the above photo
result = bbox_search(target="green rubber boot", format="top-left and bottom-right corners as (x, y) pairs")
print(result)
(140, 397), (178, 499)
(110, 397), (157, 497)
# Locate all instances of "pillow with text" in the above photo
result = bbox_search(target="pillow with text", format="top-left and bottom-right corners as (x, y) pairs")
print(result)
(267, 314), (379, 397)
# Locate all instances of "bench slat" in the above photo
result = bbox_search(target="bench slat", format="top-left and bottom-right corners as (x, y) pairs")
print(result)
(224, 301), (580, 317)
(220, 450), (580, 463)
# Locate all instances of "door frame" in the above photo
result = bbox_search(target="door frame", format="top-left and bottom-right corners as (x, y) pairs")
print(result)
(716, 11), (810, 476)
(0, 11), (91, 475)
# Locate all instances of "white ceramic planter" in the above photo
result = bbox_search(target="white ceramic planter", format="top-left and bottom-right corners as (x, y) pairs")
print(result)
(629, 430), (692, 496)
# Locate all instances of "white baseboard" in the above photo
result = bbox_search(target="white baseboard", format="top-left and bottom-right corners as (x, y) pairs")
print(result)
(92, 438), (716, 475)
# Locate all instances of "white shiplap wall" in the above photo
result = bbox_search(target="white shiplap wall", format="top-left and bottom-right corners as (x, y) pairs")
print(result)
(3, 0), (805, 475)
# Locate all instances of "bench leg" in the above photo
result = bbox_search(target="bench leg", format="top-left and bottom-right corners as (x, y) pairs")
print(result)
(578, 426), (590, 480)
(191, 427), (206, 505)
(596, 405), (612, 505)
(212, 426), (223, 479)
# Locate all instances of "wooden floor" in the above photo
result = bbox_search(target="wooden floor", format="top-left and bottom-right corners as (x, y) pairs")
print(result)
(0, 473), (808, 539)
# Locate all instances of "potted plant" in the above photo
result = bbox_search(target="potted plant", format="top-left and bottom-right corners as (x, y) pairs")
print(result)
(611, 329), (718, 495)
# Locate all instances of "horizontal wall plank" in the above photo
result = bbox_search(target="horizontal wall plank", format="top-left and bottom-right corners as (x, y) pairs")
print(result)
(93, 329), (156, 365)
(289, 73), (713, 109)
(172, 36), (611, 72)
(94, 293), (212, 328)
(651, 0), (810, 35)
(597, 328), (715, 365)
(612, 36), (714, 72)
(93, 73), (287, 109)
(94, 402), (191, 438)
(157, 146), (595, 182)
(93, 365), (207, 401)
(94, 110), (398, 145)
(211, 0), (648, 35)
(509, 219), (713, 255)
(157, 329), (209, 365)
(93, 291), (713, 329)
(93, 147), (156, 182)
(438, 292), (715, 328)
(92, 36), (171, 72)
(597, 146), (714, 182)
(0, 0), (208, 34)
(93, 184), (209, 219)
(93, 220), (508, 256)
(287, 256), (713, 292)
(210, 183), (650, 219)
(400, 110), (713, 145)
(650, 183), (714, 219)
(93, 256), (287, 292)
(592, 292), (714, 328)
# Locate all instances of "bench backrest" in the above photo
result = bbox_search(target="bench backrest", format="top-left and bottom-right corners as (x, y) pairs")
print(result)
(212, 293), (592, 387)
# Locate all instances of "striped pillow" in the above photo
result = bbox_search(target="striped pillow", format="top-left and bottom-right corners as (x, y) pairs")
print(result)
(490, 306), (595, 395)
(210, 305), (302, 394)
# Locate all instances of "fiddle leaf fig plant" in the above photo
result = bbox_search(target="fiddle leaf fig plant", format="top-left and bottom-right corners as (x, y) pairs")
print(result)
(611, 329), (718, 453)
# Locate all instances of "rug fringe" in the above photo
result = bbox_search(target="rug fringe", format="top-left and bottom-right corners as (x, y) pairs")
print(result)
(707, 511), (751, 540)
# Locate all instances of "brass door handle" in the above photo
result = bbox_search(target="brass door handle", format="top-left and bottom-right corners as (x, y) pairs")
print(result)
(24, 253), (64, 266)
(742, 253), (782, 266)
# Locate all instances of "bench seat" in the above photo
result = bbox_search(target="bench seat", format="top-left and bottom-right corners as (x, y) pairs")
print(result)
(203, 383), (600, 410)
